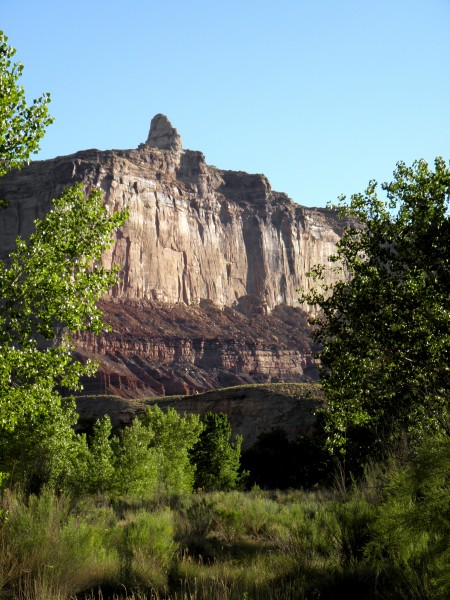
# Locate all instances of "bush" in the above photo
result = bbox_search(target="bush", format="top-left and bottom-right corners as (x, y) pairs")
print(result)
(368, 435), (450, 599)
(0, 488), (119, 598)
(120, 508), (177, 590)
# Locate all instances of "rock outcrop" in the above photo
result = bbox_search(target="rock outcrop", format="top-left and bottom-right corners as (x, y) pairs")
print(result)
(143, 113), (183, 152)
(75, 384), (323, 449)
(0, 115), (346, 397)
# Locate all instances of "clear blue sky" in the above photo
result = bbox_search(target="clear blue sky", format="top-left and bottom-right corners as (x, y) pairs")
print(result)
(3, 0), (450, 207)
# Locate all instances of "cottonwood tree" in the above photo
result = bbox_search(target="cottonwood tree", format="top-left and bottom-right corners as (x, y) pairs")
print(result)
(142, 406), (204, 495)
(0, 184), (126, 428)
(0, 30), (53, 178)
(302, 158), (450, 458)
(0, 184), (127, 487)
(55, 408), (204, 498)
(0, 31), (127, 486)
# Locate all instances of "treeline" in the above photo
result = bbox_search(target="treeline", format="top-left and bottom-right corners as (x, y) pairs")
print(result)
(0, 405), (245, 497)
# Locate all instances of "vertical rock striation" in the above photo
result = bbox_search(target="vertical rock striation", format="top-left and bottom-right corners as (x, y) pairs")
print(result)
(0, 115), (347, 396)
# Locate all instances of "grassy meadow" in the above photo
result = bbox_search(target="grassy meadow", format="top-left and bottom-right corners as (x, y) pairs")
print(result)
(2, 444), (449, 600)
(1, 385), (449, 599)
(0, 484), (373, 600)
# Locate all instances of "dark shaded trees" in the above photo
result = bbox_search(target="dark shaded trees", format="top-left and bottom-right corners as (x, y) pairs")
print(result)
(302, 158), (450, 458)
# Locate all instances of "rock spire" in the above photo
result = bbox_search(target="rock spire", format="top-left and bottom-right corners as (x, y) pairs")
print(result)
(145, 113), (182, 151)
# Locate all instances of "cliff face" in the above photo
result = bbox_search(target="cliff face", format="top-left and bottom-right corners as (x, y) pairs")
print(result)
(0, 115), (345, 396)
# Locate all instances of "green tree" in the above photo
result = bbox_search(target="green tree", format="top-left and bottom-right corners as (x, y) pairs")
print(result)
(190, 412), (243, 491)
(0, 184), (127, 488)
(51, 408), (204, 499)
(0, 396), (81, 492)
(142, 406), (203, 495)
(0, 30), (53, 177)
(0, 30), (127, 433)
(302, 158), (450, 457)
(85, 416), (117, 494)
(113, 417), (158, 497)
(0, 184), (127, 433)
(0, 30), (127, 489)
(368, 434), (450, 599)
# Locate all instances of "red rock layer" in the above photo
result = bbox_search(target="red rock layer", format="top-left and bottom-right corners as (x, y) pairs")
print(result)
(74, 298), (319, 397)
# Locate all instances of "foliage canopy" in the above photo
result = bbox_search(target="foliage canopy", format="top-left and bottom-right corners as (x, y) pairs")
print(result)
(0, 30), (53, 178)
(302, 157), (450, 456)
(0, 184), (127, 432)
(57, 406), (203, 498)
(190, 412), (244, 491)
(0, 31), (127, 443)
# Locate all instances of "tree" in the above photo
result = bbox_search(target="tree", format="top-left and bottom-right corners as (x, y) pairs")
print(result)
(0, 32), (127, 488)
(369, 434), (450, 599)
(241, 427), (330, 489)
(57, 408), (204, 498)
(301, 158), (450, 457)
(241, 428), (293, 490)
(0, 184), (127, 488)
(190, 412), (244, 491)
(0, 390), (81, 492)
(0, 184), (127, 434)
(0, 30), (53, 178)
(112, 416), (159, 497)
(142, 406), (204, 495)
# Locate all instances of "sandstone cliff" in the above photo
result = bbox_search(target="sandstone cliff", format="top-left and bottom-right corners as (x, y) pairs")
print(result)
(0, 115), (346, 396)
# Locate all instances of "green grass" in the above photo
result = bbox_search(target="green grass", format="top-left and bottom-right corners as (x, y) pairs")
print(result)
(2, 453), (447, 600)
(78, 383), (323, 407)
(156, 382), (323, 402)
(0, 484), (377, 600)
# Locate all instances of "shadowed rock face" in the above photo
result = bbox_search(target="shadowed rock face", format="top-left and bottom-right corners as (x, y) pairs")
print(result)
(0, 115), (346, 397)
(75, 383), (324, 449)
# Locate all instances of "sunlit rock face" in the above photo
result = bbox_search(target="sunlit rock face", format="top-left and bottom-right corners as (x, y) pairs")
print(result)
(0, 115), (346, 397)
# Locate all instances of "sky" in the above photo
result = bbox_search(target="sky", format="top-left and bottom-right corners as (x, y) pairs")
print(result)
(2, 0), (450, 207)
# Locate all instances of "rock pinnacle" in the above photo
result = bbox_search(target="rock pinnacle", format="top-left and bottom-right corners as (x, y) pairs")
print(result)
(145, 114), (182, 151)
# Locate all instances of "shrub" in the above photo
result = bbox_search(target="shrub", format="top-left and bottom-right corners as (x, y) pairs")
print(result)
(368, 435), (450, 599)
(0, 488), (119, 598)
(120, 508), (177, 590)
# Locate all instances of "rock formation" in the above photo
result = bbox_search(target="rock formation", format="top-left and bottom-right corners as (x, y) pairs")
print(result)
(0, 115), (347, 397)
(75, 384), (323, 449)
(143, 113), (182, 152)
